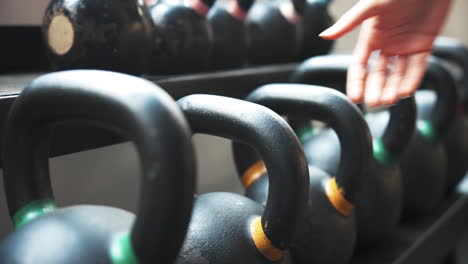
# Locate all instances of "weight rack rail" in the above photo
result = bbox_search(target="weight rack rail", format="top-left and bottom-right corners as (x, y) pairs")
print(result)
(1, 65), (468, 264)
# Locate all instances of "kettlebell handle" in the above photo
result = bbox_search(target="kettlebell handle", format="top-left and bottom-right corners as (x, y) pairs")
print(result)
(236, 0), (254, 12)
(291, 0), (306, 15)
(2, 70), (196, 263)
(290, 55), (446, 154)
(423, 57), (458, 138)
(177, 94), (309, 251)
(433, 37), (468, 105)
(239, 84), (373, 204)
(379, 97), (416, 160)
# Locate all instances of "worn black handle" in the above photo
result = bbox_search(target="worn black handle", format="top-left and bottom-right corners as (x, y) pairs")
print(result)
(292, 0), (306, 15)
(433, 37), (468, 105)
(291, 54), (422, 156)
(2, 70), (196, 263)
(421, 57), (458, 138)
(200, 0), (216, 8)
(237, 0), (254, 12)
(291, 54), (352, 91)
(238, 83), (372, 204)
(381, 97), (416, 158)
(177, 94), (309, 249)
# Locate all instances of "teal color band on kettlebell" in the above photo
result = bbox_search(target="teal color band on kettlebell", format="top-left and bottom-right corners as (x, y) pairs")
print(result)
(417, 120), (437, 141)
(13, 199), (57, 228)
(297, 124), (314, 142)
(110, 233), (139, 264)
(373, 139), (395, 165)
(315, 0), (330, 5)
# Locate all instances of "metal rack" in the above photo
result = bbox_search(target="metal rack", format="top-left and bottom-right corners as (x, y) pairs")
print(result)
(0, 66), (467, 264)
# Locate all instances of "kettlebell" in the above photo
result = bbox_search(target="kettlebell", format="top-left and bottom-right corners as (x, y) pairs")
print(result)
(291, 54), (458, 217)
(0, 70), (196, 263)
(232, 84), (373, 264)
(176, 94), (309, 263)
(208, 0), (254, 69)
(43, 0), (153, 75)
(366, 57), (457, 217)
(289, 55), (417, 246)
(246, 0), (305, 65)
(416, 37), (468, 192)
(300, 0), (335, 60)
(148, 0), (215, 74)
(433, 37), (468, 107)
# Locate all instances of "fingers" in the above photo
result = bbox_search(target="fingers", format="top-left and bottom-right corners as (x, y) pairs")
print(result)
(348, 52), (428, 108)
(380, 55), (408, 105)
(319, 0), (382, 40)
(360, 53), (428, 108)
(347, 21), (374, 104)
(347, 61), (368, 104)
(398, 53), (429, 98)
(365, 52), (389, 108)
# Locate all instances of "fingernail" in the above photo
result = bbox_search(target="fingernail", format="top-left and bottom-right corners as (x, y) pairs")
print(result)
(319, 27), (334, 39)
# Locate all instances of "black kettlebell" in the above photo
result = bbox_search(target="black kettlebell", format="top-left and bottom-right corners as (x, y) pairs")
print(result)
(208, 0), (254, 69)
(0, 70), (196, 263)
(291, 54), (458, 217)
(246, 0), (305, 65)
(433, 37), (468, 107)
(300, 0), (335, 60)
(366, 57), (457, 217)
(289, 55), (417, 246)
(415, 37), (468, 192)
(176, 94), (309, 263)
(232, 84), (373, 264)
(43, 0), (153, 75)
(148, 0), (215, 74)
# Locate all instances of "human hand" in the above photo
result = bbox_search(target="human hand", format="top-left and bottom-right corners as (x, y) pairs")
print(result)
(319, 0), (453, 107)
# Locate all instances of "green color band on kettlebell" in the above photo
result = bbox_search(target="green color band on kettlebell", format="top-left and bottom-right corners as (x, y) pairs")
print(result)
(110, 233), (139, 264)
(13, 199), (57, 229)
(373, 139), (395, 165)
(297, 124), (314, 142)
(417, 120), (437, 141)
(315, 0), (331, 5)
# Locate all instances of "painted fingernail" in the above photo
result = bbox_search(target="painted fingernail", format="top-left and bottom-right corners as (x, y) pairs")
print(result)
(319, 27), (335, 39)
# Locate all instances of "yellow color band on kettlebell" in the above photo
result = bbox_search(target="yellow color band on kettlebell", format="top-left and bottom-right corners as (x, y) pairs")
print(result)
(241, 161), (267, 188)
(325, 178), (354, 216)
(250, 217), (284, 261)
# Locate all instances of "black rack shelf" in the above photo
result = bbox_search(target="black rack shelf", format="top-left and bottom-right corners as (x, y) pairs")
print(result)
(0, 66), (467, 264)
